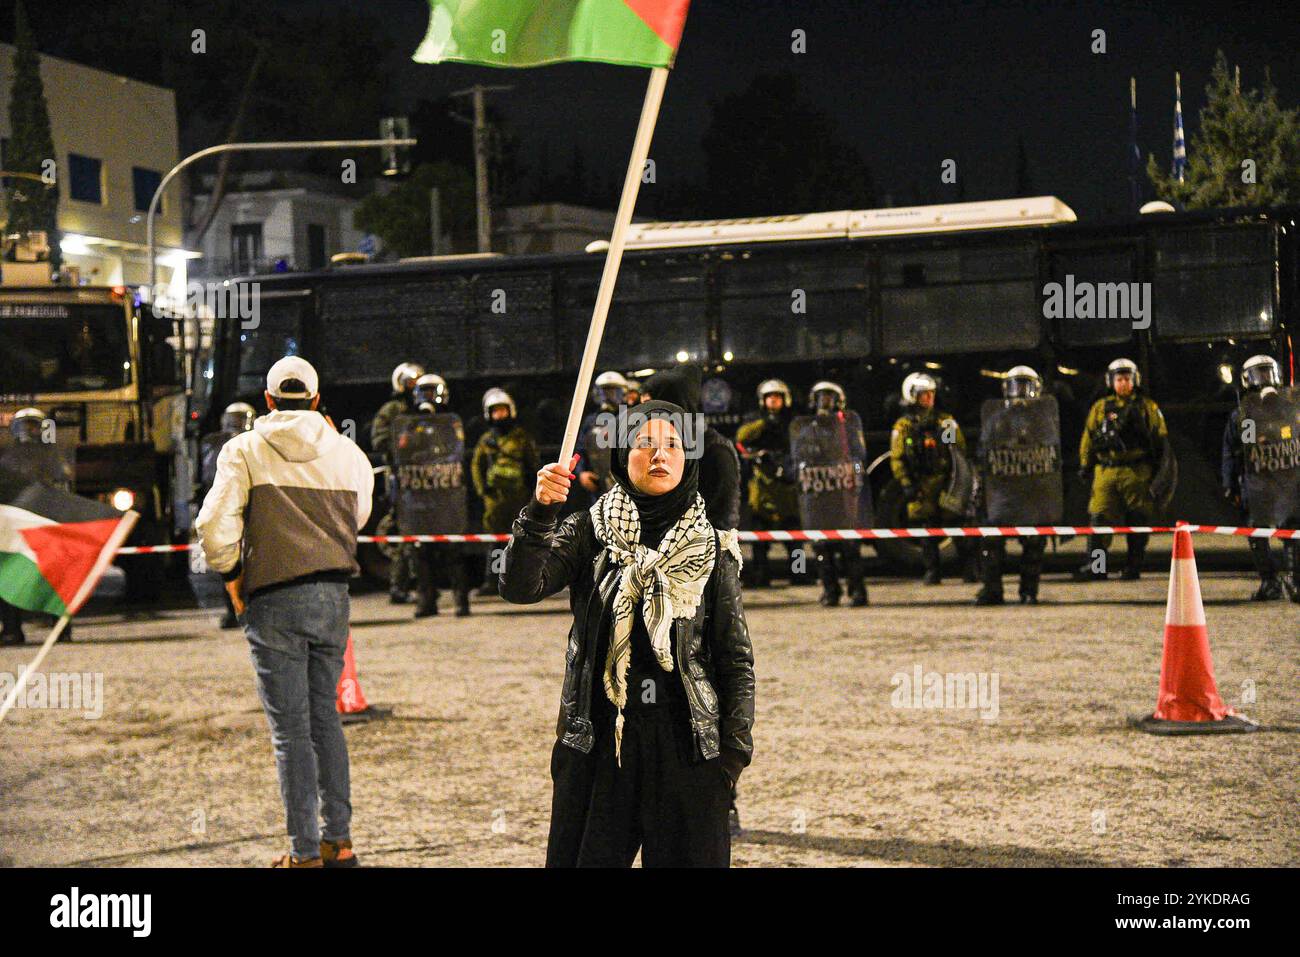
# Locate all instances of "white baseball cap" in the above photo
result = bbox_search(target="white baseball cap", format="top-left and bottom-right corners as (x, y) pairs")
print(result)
(266, 356), (319, 398)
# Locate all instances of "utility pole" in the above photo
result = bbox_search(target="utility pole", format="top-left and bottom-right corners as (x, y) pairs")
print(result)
(451, 84), (511, 253)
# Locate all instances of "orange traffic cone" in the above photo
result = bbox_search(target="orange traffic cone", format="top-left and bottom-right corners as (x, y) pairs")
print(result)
(337, 633), (385, 723)
(1135, 527), (1256, 735)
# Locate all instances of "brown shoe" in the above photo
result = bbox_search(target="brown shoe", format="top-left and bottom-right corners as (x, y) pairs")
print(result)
(270, 854), (323, 868)
(320, 838), (360, 868)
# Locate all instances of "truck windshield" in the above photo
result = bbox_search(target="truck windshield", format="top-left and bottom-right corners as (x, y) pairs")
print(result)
(0, 303), (132, 393)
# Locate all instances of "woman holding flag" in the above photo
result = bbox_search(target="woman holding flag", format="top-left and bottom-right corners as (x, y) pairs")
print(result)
(499, 402), (754, 867)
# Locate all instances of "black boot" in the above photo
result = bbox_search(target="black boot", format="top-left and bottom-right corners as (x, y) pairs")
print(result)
(1019, 538), (1044, 605)
(976, 539), (1004, 604)
(475, 551), (498, 596)
(454, 589), (471, 617)
(921, 540), (942, 585)
(957, 538), (980, 583)
(748, 540), (764, 587)
(847, 581), (868, 607)
(0, 600), (24, 645)
(413, 546), (439, 618)
(815, 544), (840, 605)
(1284, 543), (1300, 604)
(1121, 533), (1148, 581)
(1073, 521), (1110, 581)
(1250, 576), (1283, 601)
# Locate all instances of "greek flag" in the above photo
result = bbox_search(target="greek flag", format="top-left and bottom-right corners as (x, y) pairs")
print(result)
(1172, 72), (1187, 183)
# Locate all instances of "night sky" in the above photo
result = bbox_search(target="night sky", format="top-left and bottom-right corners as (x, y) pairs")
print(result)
(352, 0), (1299, 220)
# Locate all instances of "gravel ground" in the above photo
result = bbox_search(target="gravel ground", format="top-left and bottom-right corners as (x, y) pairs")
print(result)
(1, 545), (1296, 868)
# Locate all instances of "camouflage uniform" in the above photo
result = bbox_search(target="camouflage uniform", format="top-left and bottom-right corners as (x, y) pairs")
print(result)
(1077, 392), (1167, 579)
(890, 408), (976, 582)
(471, 424), (540, 534)
(736, 412), (799, 586)
(371, 393), (417, 601)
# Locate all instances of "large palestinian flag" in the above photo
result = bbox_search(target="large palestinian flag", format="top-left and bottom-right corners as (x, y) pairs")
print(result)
(0, 466), (138, 618)
(413, 0), (691, 69)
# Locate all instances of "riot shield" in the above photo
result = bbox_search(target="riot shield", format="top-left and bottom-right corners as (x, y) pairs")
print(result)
(0, 434), (75, 491)
(584, 414), (616, 494)
(789, 410), (871, 529)
(392, 413), (469, 535)
(978, 396), (1063, 525)
(199, 430), (237, 491)
(1239, 386), (1300, 527)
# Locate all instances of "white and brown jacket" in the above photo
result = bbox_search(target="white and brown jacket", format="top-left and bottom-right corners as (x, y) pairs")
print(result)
(196, 410), (374, 597)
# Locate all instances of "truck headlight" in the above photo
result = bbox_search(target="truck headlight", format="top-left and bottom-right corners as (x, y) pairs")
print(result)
(110, 488), (136, 512)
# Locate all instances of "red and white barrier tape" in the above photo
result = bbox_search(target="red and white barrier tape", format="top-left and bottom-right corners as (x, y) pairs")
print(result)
(115, 523), (1298, 554)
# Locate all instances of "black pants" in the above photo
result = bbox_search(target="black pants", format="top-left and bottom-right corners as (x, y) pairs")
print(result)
(546, 709), (732, 867)
(1085, 512), (1149, 574)
(813, 541), (865, 597)
(979, 536), (1046, 597)
(414, 543), (469, 611)
(0, 599), (23, 639)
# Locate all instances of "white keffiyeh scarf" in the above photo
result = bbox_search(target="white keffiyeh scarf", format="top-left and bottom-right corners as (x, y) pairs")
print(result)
(590, 483), (741, 764)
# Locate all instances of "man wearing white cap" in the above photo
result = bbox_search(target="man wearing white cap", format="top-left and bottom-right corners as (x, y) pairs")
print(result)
(196, 355), (374, 868)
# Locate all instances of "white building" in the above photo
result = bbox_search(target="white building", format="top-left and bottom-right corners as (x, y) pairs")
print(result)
(187, 170), (369, 278)
(0, 42), (191, 291)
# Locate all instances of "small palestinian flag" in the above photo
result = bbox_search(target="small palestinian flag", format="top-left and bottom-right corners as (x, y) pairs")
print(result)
(414, 0), (691, 69)
(0, 466), (138, 618)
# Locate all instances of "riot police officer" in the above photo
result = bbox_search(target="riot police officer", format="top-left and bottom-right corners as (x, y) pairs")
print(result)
(624, 377), (643, 407)
(399, 373), (472, 617)
(198, 401), (258, 627)
(575, 371), (628, 498)
(372, 361), (424, 604)
(1074, 358), (1171, 582)
(736, 379), (799, 587)
(1221, 355), (1300, 602)
(642, 364), (742, 533)
(1, 408), (72, 644)
(975, 367), (1062, 605)
(471, 388), (540, 599)
(793, 382), (869, 606)
(890, 372), (977, 585)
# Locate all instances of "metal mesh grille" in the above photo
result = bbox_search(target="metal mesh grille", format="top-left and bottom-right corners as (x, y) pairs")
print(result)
(317, 277), (471, 383)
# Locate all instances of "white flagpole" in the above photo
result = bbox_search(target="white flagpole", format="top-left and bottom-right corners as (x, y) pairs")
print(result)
(557, 66), (670, 467)
(0, 614), (71, 724)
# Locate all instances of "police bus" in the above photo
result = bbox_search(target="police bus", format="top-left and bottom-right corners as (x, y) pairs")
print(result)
(197, 197), (1297, 573)
(0, 279), (186, 597)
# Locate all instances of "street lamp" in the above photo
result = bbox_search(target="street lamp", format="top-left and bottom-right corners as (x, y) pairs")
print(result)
(145, 132), (416, 332)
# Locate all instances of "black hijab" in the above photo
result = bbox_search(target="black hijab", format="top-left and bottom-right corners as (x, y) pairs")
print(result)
(608, 399), (701, 549)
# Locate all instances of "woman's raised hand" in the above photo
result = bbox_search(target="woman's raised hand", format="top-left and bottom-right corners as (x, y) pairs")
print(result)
(536, 453), (580, 506)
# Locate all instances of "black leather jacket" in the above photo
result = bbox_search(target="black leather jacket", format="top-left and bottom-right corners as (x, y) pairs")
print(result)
(499, 499), (755, 765)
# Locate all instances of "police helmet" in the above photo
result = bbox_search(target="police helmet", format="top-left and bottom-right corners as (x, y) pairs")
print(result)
(1240, 354), (1281, 392)
(413, 373), (449, 410)
(10, 407), (45, 442)
(483, 387), (516, 419)
(221, 401), (257, 433)
(592, 370), (628, 406)
(1003, 365), (1042, 400)
(757, 378), (792, 409)
(1106, 358), (1141, 390)
(391, 361), (425, 394)
(901, 372), (938, 405)
(809, 380), (846, 412)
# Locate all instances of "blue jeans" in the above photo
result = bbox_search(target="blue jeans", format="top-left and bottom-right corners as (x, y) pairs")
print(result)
(242, 580), (352, 859)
